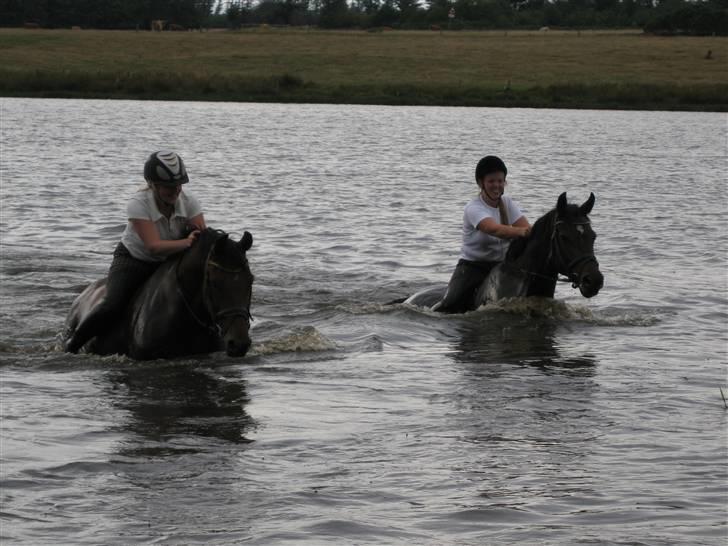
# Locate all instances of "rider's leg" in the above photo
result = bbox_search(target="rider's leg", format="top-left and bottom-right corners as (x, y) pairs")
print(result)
(65, 244), (157, 353)
(433, 259), (496, 313)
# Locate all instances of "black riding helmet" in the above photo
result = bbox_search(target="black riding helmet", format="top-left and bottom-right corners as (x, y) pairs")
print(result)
(475, 155), (507, 182)
(144, 150), (189, 186)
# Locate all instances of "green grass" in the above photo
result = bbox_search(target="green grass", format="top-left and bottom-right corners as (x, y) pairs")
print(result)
(1, 28), (726, 110)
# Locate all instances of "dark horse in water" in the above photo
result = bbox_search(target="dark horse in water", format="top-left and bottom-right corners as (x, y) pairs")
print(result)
(403, 192), (604, 310)
(63, 228), (255, 360)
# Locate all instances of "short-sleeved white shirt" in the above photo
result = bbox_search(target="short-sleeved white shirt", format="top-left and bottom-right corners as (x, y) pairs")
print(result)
(460, 194), (524, 262)
(121, 188), (202, 262)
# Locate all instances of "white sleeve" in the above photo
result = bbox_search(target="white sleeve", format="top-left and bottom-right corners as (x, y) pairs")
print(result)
(507, 198), (524, 224)
(183, 191), (203, 218)
(126, 194), (151, 220)
(464, 200), (491, 228)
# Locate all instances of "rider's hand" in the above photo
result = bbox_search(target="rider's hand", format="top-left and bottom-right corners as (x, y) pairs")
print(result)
(186, 229), (200, 247)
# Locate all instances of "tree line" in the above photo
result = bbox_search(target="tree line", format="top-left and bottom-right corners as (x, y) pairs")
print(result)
(3, 0), (726, 34)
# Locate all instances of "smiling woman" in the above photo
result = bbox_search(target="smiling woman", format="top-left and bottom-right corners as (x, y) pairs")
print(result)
(434, 155), (531, 313)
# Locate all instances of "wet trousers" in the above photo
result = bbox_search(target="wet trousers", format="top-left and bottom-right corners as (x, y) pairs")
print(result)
(66, 243), (159, 353)
(434, 259), (499, 314)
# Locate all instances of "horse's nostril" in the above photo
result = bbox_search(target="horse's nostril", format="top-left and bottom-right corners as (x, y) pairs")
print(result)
(227, 339), (251, 357)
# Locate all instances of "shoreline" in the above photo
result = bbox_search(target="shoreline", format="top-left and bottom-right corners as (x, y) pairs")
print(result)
(2, 28), (726, 112)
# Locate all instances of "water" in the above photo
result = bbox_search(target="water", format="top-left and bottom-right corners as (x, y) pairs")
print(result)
(1, 98), (726, 545)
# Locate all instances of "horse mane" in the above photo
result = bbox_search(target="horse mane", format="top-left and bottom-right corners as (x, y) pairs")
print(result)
(505, 209), (556, 262)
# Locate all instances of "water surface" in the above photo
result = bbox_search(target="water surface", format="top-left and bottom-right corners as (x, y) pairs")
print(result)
(1, 98), (726, 545)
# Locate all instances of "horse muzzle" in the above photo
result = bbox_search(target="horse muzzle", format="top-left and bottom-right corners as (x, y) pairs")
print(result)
(577, 267), (604, 298)
(216, 308), (252, 357)
(226, 337), (251, 357)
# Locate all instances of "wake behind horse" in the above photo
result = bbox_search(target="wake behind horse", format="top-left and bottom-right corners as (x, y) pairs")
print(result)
(63, 228), (255, 360)
(404, 192), (604, 310)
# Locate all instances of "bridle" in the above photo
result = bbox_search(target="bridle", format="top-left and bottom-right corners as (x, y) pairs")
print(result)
(520, 218), (599, 289)
(176, 247), (253, 337)
(549, 219), (599, 288)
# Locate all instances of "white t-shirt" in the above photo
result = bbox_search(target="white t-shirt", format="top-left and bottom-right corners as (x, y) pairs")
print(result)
(460, 195), (524, 262)
(121, 188), (202, 262)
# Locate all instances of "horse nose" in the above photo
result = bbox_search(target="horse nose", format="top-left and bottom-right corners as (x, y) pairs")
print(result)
(226, 338), (251, 357)
(580, 271), (604, 297)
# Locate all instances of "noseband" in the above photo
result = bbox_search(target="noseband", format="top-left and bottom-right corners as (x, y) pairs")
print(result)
(548, 220), (599, 288)
(176, 249), (253, 337)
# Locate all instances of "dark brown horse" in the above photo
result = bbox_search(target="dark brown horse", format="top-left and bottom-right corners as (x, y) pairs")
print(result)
(63, 229), (254, 360)
(404, 192), (604, 309)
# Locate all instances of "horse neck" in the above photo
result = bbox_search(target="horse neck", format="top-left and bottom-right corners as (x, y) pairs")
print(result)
(176, 238), (213, 297)
(509, 210), (556, 274)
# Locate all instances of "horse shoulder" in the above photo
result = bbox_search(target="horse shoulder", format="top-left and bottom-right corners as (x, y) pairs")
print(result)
(476, 263), (530, 305)
(126, 261), (182, 355)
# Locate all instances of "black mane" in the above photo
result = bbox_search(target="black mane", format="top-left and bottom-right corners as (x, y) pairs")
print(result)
(505, 209), (556, 262)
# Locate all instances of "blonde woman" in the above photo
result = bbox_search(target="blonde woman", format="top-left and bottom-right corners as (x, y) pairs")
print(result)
(65, 150), (205, 353)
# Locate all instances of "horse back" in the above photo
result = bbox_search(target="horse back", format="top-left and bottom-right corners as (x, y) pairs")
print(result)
(64, 278), (133, 355)
(65, 278), (108, 334)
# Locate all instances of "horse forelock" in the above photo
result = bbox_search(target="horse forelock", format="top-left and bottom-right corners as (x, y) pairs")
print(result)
(215, 238), (247, 269)
(199, 228), (248, 270)
(561, 203), (590, 223)
(177, 228), (227, 270)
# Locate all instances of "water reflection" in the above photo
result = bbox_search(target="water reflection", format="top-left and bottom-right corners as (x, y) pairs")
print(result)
(441, 311), (603, 516)
(451, 311), (597, 375)
(106, 362), (255, 456)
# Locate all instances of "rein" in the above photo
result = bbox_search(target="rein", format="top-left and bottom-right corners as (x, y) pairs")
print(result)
(175, 246), (253, 337)
(518, 218), (598, 288)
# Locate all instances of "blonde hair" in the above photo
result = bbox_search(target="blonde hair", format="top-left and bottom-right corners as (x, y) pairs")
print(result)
(498, 199), (509, 226)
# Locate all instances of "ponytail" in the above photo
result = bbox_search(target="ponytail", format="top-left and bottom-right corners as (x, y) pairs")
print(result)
(498, 199), (509, 226)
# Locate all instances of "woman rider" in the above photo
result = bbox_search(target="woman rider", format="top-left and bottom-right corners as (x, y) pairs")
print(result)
(65, 150), (205, 353)
(433, 155), (531, 313)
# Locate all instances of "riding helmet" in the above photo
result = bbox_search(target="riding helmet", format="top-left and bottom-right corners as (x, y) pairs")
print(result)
(475, 155), (507, 182)
(144, 150), (189, 186)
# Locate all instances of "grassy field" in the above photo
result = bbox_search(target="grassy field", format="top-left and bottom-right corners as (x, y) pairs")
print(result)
(1, 28), (726, 110)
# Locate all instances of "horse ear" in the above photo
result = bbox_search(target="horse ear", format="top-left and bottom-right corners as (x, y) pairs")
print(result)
(557, 192), (568, 216)
(239, 231), (253, 252)
(580, 192), (595, 216)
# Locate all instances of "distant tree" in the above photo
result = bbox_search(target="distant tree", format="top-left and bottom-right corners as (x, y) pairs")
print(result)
(645, 0), (728, 34)
(319, 0), (351, 26)
(371, 0), (399, 26)
(355, 0), (381, 15)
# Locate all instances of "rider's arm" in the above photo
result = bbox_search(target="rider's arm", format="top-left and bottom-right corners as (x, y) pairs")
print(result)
(512, 215), (531, 230)
(131, 219), (199, 257)
(188, 213), (206, 230)
(477, 215), (531, 239)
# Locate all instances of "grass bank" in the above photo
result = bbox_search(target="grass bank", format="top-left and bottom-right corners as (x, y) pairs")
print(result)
(1, 28), (726, 110)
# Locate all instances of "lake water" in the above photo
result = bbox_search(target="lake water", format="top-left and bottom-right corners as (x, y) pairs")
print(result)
(0, 98), (726, 545)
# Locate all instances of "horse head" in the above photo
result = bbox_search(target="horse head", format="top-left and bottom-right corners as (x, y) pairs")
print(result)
(177, 229), (255, 357)
(204, 231), (255, 357)
(552, 192), (604, 298)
